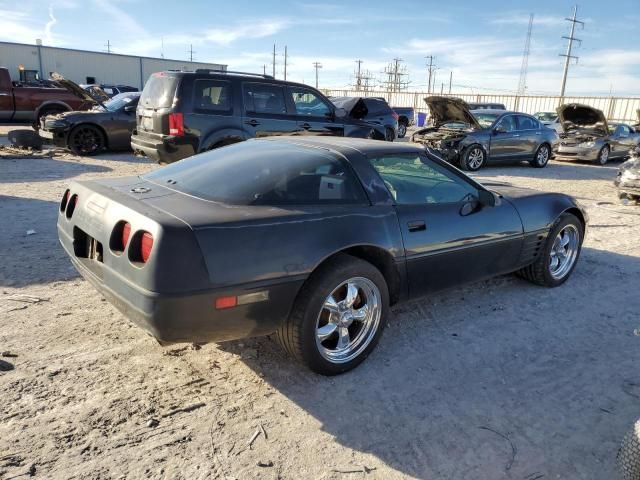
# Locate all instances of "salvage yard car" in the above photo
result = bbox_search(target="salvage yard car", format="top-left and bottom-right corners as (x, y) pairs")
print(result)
(58, 137), (587, 375)
(615, 145), (640, 203)
(131, 69), (387, 164)
(330, 96), (398, 141)
(41, 92), (140, 155)
(554, 103), (640, 165)
(411, 96), (558, 171)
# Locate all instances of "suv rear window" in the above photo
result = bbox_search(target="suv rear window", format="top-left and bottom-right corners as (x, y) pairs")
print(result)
(193, 79), (231, 112)
(144, 140), (365, 206)
(140, 73), (178, 109)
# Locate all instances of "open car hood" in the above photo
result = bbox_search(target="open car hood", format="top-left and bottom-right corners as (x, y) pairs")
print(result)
(329, 97), (368, 120)
(557, 103), (608, 136)
(51, 73), (103, 108)
(423, 96), (481, 129)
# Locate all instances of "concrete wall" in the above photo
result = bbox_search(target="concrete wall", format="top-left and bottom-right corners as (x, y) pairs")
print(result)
(0, 41), (226, 90)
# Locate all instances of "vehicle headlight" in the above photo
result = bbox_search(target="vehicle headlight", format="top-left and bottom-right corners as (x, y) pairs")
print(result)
(579, 141), (595, 148)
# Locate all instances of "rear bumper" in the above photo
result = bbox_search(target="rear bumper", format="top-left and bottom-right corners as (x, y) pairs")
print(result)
(58, 222), (303, 344)
(131, 131), (195, 164)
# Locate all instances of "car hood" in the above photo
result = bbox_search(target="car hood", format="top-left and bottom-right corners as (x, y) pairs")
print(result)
(46, 109), (111, 124)
(423, 96), (481, 129)
(51, 73), (104, 108)
(330, 97), (368, 120)
(557, 103), (608, 136)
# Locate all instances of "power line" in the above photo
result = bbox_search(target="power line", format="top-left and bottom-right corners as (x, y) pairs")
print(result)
(517, 13), (534, 95)
(312, 62), (322, 89)
(559, 5), (584, 98)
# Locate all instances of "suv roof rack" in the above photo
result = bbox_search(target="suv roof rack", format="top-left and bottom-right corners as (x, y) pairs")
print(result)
(194, 69), (274, 79)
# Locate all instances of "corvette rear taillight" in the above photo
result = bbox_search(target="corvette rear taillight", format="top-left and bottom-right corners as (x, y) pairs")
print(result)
(140, 232), (153, 263)
(111, 221), (131, 253)
(168, 113), (184, 136)
(65, 194), (78, 219)
(60, 189), (70, 212)
(122, 223), (131, 249)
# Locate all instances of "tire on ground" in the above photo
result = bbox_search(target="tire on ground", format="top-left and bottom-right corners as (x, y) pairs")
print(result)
(530, 143), (551, 168)
(459, 144), (486, 171)
(275, 254), (389, 375)
(617, 420), (640, 480)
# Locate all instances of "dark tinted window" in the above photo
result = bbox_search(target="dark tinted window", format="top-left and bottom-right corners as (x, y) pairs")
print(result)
(193, 79), (231, 112)
(243, 83), (287, 114)
(140, 73), (179, 108)
(369, 154), (476, 204)
(364, 98), (391, 116)
(517, 115), (539, 130)
(290, 88), (331, 116)
(496, 115), (516, 132)
(145, 141), (365, 206)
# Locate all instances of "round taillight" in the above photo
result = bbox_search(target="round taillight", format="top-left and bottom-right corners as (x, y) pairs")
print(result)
(65, 194), (78, 219)
(60, 189), (70, 212)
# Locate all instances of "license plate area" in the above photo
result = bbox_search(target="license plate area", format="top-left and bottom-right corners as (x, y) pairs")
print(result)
(73, 227), (103, 262)
(141, 116), (153, 131)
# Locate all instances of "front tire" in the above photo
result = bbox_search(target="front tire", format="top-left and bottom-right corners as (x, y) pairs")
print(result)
(595, 145), (610, 165)
(397, 121), (407, 138)
(517, 213), (583, 287)
(68, 125), (105, 156)
(617, 420), (640, 480)
(530, 143), (551, 168)
(276, 254), (389, 375)
(460, 145), (486, 171)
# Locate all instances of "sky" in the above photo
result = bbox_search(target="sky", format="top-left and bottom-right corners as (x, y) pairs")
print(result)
(1, 0), (639, 96)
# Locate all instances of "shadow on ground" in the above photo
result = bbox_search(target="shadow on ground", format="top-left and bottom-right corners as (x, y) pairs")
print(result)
(0, 156), (111, 183)
(0, 196), (78, 287)
(221, 247), (640, 479)
(472, 159), (622, 182)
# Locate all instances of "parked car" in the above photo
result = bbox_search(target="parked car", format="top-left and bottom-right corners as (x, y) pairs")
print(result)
(58, 136), (587, 374)
(392, 106), (414, 138)
(0, 67), (90, 127)
(81, 83), (138, 98)
(40, 92), (141, 155)
(468, 102), (506, 110)
(131, 69), (387, 164)
(329, 96), (398, 141)
(615, 145), (640, 203)
(554, 104), (640, 165)
(411, 96), (557, 171)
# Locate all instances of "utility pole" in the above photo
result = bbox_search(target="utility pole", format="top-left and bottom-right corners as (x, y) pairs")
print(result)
(517, 13), (534, 95)
(425, 55), (435, 93)
(160, 37), (164, 58)
(272, 44), (276, 78)
(283, 46), (288, 81)
(441, 82), (444, 95)
(559, 5), (584, 98)
(448, 71), (452, 94)
(104, 40), (112, 54)
(189, 44), (195, 62)
(263, 64), (266, 75)
(355, 59), (363, 91)
(312, 62), (322, 89)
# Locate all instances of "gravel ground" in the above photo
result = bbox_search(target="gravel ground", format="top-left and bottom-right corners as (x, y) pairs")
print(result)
(1, 126), (639, 480)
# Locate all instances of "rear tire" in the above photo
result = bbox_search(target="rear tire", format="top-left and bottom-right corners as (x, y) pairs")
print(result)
(68, 125), (106, 156)
(385, 127), (395, 142)
(275, 254), (389, 375)
(617, 420), (640, 480)
(530, 143), (550, 168)
(517, 213), (583, 287)
(397, 121), (407, 138)
(460, 145), (486, 171)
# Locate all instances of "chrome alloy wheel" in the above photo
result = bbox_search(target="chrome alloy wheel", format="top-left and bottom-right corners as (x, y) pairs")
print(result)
(537, 145), (550, 164)
(315, 277), (381, 364)
(467, 147), (484, 169)
(549, 225), (580, 280)
(599, 146), (610, 164)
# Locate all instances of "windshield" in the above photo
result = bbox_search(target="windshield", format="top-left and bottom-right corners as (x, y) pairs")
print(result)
(535, 112), (557, 122)
(473, 112), (501, 128)
(140, 73), (178, 109)
(103, 93), (140, 112)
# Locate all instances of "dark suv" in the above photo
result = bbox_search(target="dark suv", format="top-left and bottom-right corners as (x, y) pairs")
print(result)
(329, 96), (398, 141)
(131, 70), (386, 163)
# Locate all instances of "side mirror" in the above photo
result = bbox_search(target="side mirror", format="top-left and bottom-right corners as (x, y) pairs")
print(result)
(124, 104), (136, 113)
(478, 189), (496, 207)
(493, 127), (506, 135)
(334, 107), (347, 119)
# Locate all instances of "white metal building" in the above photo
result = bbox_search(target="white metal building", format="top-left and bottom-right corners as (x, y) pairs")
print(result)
(0, 41), (226, 89)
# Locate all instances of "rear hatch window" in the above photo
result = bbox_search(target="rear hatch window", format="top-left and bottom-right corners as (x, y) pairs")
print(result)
(140, 73), (179, 109)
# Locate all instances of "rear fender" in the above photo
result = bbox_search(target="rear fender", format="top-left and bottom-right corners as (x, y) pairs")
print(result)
(199, 128), (249, 152)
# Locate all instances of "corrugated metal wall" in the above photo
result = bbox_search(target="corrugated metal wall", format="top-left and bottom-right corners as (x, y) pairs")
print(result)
(0, 41), (226, 90)
(323, 89), (640, 124)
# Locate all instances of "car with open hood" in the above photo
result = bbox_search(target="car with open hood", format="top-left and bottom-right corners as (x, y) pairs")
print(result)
(554, 104), (640, 165)
(330, 96), (398, 141)
(131, 69), (386, 164)
(615, 145), (640, 203)
(40, 91), (141, 156)
(411, 96), (558, 171)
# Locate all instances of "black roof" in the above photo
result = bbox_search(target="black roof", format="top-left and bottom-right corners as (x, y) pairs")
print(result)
(259, 136), (424, 157)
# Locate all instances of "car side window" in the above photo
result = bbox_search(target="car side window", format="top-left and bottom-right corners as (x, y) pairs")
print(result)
(369, 154), (477, 205)
(617, 125), (631, 137)
(517, 115), (539, 130)
(243, 83), (287, 115)
(496, 115), (516, 132)
(289, 88), (331, 117)
(193, 79), (231, 112)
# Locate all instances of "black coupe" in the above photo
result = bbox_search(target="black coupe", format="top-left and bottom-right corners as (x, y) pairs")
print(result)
(58, 137), (587, 374)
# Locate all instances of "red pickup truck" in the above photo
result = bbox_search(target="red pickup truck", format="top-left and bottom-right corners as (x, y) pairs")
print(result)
(0, 67), (90, 126)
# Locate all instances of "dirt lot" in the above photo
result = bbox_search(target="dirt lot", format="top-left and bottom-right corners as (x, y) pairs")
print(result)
(1, 126), (640, 480)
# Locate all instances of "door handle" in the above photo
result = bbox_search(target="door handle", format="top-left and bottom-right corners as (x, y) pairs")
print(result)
(535, 131), (541, 135)
(244, 119), (260, 127)
(512, 134), (520, 137)
(407, 220), (426, 232)
(301, 123), (311, 129)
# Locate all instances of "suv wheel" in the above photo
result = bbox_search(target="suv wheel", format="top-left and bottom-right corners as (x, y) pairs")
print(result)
(385, 127), (395, 142)
(276, 254), (388, 375)
(397, 121), (407, 138)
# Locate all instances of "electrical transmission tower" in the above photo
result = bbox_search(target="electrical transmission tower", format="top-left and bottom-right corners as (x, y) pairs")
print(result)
(517, 13), (534, 95)
(381, 58), (410, 92)
(559, 5), (584, 98)
(353, 60), (373, 91)
(312, 62), (322, 88)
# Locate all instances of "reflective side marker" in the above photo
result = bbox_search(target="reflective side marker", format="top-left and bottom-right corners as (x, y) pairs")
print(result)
(215, 291), (269, 310)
